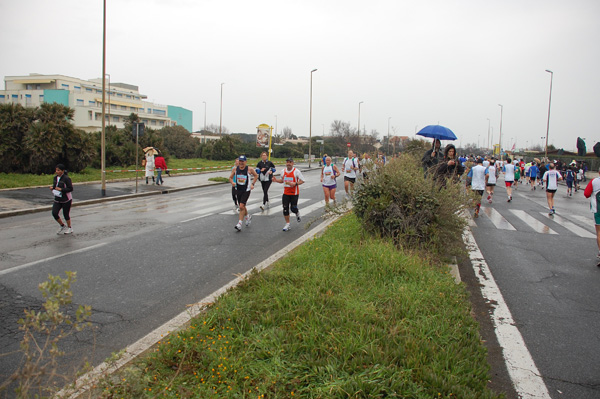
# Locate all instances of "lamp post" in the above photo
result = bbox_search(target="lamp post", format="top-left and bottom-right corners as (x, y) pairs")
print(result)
(309, 68), (317, 168)
(274, 115), (277, 136)
(219, 83), (224, 136)
(202, 101), (206, 132)
(544, 69), (553, 162)
(358, 101), (364, 136)
(100, 0), (107, 196)
(498, 104), (503, 161)
(387, 117), (391, 156)
(486, 118), (491, 150)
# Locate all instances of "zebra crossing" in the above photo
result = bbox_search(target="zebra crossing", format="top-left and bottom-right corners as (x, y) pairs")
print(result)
(474, 205), (595, 238)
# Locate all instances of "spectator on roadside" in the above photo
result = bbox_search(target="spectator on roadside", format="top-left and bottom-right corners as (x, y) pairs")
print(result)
(154, 152), (167, 186)
(435, 144), (464, 186)
(421, 139), (443, 175)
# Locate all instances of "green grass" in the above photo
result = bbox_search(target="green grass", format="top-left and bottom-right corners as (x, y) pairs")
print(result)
(98, 214), (500, 399)
(0, 157), (289, 189)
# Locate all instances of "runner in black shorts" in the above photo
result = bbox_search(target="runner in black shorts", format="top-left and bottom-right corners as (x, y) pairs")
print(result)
(229, 155), (258, 231)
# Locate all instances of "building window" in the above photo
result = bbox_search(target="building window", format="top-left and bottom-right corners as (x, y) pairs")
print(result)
(89, 100), (96, 106)
(39, 95), (44, 102)
(159, 121), (165, 126)
(76, 99), (84, 106)
(130, 107), (136, 111)
(154, 109), (166, 116)
(12, 94), (18, 102)
(26, 84), (33, 90)
(142, 119), (149, 124)
(25, 94), (32, 105)
(126, 95), (132, 99)
(113, 116), (120, 122)
(95, 113), (101, 121)
(74, 86), (81, 92)
(96, 89), (102, 94)
(0, 95), (4, 103)
(36, 85), (41, 90)
(61, 84), (69, 89)
(116, 93), (122, 97)
(151, 120), (157, 126)
(120, 105), (127, 110)
(88, 111), (93, 120)
(86, 88), (93, 92)
(111, 104), (116, 109)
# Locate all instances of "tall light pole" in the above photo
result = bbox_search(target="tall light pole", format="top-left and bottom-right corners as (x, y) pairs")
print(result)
(387, 117), (391, 155)
(202, 101), (206, 132)
(358, 101), (364, 136)
(100, 0), (107, 196)
(309, 68), (317, 168)
(219, 83), (224, 136)
(544, 69), (553, 162)
(498, 104), (503, 161)
(274, 115), (277, 136)
(486, 118), (491, 150)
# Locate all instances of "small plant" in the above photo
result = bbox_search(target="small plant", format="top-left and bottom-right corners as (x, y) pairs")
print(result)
(353, 154), (471, 255)
(0, 272), (92, 398)
(208, 176), (229, 183)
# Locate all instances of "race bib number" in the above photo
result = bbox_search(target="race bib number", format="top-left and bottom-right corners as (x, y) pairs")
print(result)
(284, 176), (294, 186)
(237, 174), (247, 185)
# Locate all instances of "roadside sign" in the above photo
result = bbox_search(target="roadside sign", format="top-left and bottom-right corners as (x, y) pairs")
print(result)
(347, 143), (351, 147)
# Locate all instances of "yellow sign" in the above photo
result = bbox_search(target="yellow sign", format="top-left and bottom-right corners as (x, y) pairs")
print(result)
(256, 124), (273, 160)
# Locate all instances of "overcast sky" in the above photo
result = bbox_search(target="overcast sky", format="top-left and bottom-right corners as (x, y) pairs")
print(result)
(1, 0), (599, 152)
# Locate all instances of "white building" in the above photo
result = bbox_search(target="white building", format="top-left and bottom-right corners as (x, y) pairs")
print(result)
(0, 73), (193, 132)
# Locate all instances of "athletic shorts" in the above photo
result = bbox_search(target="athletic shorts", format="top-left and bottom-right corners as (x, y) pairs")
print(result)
(473, 190), (484, 197)
(323, 183), (337, 190)
(344, 176), (356, 183)
(566, 180), (573, 188)
(594, 212), (600, 225)
(505, 181), (513, 187)
(486, 183), (496, 187)
(235, 190), (251, 205)
(529, 177), (536, 181)
(546, 189), (557, 194)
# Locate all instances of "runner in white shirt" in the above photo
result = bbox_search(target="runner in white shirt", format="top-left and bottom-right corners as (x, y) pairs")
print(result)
(468, 158), (487, 218)
(320, 156), (341, 207)
(342, 150), (360, 196)
(502, 157), (516, 202)
(542, 163), (563, 215)
(486, 159), (497, 203)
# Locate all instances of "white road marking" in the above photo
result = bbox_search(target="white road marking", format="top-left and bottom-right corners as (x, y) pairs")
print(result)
(481, 207), (516, 230)
(57, 216), (341, 399)
(0, 243), (108, 277)
(463, 227), (551, 399)
(540, 212), (596, 238)
(510, 209), (557, 234)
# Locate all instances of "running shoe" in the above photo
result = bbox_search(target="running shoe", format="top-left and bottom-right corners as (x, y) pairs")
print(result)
(552, 208), (556, 214)
(245, 215), (252, 226)
(283, 223), (291, 232)
(235, 222), (242, 231)
(57, 225), (67, 235)
(260, 204), (265, 211)
(548, 210), (553, 216)
(266, 201), (270, 209)
(474, 211), (479, 218)
(63, 227), (73, 235)
(233, 205), (239, 212)
(487, 195), (491, 201)
(296, 211), (301, 223)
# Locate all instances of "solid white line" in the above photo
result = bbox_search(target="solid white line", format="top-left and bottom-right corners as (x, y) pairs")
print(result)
(58, 215), (341, 399)
(180, 214), (209, 223)
(0, 243), (108, 277)
(463, 227), (551, 399)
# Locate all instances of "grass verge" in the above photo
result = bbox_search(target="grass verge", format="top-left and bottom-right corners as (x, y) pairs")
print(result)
(0, 158), (288, 189)
(97, 214), (500, 398)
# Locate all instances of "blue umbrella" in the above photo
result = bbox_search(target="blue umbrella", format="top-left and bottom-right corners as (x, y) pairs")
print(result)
(416, 125), (457, 141)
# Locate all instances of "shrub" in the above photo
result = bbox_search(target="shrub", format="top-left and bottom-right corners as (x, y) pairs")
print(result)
(353, 154), (472, 254)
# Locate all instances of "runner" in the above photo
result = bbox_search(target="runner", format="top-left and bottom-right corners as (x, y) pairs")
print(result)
(542, 163), (563, 215)
(486, 159), (497, 203)
(503, 157), (516, 202)
(528, 162), (539, 190)
(583, 168), (600, 266)
(321, 156), (340, 207)
(256, 151), (276, 211)
(51, 164), (74, 235)
(229, 155), (258, 231)
(468, 158), (487, 218)
(342, 150), (359, 196)
(514, 163), (521, 189)
(273, 157), (305, 232)
(565, 166), (576, 196)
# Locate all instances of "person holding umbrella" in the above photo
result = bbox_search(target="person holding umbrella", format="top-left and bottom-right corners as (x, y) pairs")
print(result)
(421, 139), (443, 174)
(143, 147), (156, 184)
(417, 125), (458, 176)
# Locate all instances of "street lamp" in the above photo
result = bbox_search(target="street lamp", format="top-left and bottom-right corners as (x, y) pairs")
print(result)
(486, 118), (491, 150)
(388, 117), (391, 156)
(203, 101), (206, 132)
(544, 69), (553, 162)
(100, 0), (107, 196)
(358, 101), (364, 136)
(498, 104), (503, 161)
(309, 68), (317, 168)
(219, 83), (224, 136)
(274, 115), (277, 136)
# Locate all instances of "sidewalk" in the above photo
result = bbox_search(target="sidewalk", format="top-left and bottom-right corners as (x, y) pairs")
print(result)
(0, 162), (318, 219)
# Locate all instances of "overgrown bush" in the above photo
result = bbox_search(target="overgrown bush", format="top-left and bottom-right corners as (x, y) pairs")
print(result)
(353, 154), (473, 254)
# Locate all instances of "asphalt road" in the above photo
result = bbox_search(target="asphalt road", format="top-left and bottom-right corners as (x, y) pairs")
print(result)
(0, 168), (334, 393)
(468, 178), (600, 399)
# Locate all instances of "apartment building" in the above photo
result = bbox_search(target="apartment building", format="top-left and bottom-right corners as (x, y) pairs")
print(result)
(0, 74), (193, 133)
